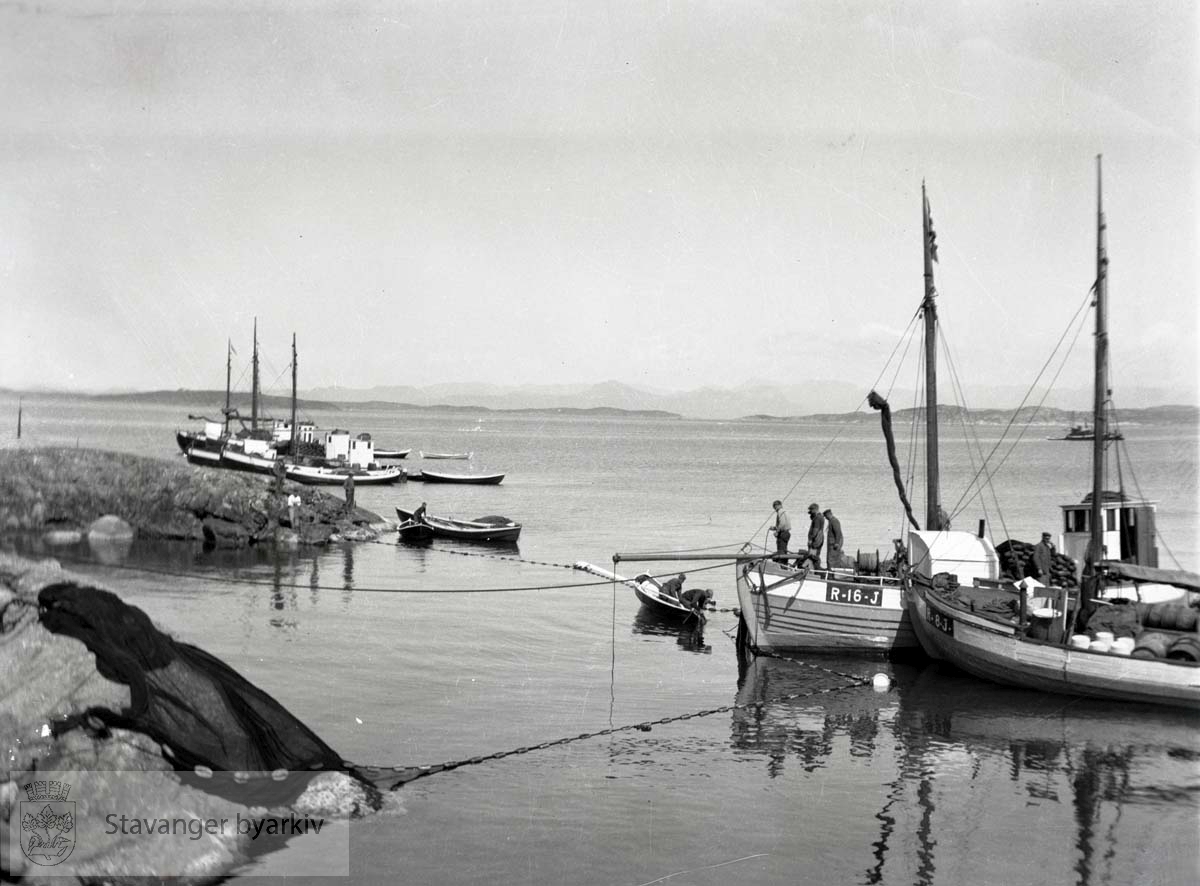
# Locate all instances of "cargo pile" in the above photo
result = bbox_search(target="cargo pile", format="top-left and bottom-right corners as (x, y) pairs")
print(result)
(996, 539), (1078, 587)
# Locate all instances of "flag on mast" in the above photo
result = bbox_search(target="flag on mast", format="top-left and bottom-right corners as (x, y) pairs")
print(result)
(923, 191), (939, 263)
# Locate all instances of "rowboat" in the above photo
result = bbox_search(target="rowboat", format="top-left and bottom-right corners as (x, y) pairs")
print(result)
(394, 507), (521, 543)
(417, 470), (505, 485)
(420, 451), (472, 460)
(905, 158), (1200, 709)
(284, 462), (404, 486)
(574, 563), (712, 622)
(396, 519), (435, 544)
(374, 448), (411, 460)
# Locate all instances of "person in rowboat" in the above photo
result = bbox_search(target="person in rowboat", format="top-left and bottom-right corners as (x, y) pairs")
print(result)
(412, 502), (427, 524)
(659, 573), (687, 600)
(679, 587), (714, 623)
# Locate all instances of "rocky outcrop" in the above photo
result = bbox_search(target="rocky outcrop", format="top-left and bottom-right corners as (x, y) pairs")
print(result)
(0, 553), (374, 882)
(0, 448), (384, 548)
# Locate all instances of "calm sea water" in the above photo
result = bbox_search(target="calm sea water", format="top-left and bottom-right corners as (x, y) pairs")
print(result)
(3, 393), (1198, 885)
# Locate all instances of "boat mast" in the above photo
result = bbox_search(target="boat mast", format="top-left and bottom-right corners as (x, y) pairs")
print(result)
(922, 182), (941, 530)
(223, 339), (232, 436)
(290, 332), (298, 457)
(251, 317), (259, 431)
(1089, 155), (1108, 577)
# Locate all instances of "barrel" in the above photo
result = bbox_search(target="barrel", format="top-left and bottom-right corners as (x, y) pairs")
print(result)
(1131, 632), (1170, 660)
(1166, 635), (1200, 663)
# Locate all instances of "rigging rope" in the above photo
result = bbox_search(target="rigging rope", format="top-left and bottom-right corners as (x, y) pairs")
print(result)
(946, 285), (1094, 520)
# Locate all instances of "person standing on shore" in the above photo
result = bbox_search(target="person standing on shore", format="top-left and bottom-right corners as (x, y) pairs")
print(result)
(343, 472), (356, 515)
(768, 500), (791, 564)
(823, 508), (843, 569)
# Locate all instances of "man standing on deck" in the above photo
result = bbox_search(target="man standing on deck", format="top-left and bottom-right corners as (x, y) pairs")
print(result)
(795, 503), (825, 569)
(823, 508), (843, 569)
(1032, 532), (1056, 584)
(768, 500), (791, 564)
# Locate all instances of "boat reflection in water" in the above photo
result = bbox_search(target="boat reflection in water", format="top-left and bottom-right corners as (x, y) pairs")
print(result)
(631, 605), (712, 654)
(732, 655), (1200, 885)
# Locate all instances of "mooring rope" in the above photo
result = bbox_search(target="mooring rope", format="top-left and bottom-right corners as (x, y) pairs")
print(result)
(362, 647), (872, 790)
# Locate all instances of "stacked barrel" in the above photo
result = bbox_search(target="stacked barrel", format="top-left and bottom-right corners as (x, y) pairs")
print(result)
(996, 539), (1078, 588)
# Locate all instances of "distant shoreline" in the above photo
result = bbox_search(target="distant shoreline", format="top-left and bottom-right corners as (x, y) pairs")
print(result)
(2, 387), (1197, 425)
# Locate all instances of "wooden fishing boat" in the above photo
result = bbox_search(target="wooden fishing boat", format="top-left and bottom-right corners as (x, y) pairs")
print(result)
(396, 519), (435, 544)
(418, 470), (504, 485)
(285, 462), (404, 486)
(374, 448), (411, 460)
(906, 158), (1200, 709)
(631, 573), (712, 621)
(395, 507), (521, 543)
(419, 451), (472, 460)
(737, 559), (914, 654)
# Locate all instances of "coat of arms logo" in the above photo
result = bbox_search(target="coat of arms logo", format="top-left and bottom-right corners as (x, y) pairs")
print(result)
(19, 780), (75, 866)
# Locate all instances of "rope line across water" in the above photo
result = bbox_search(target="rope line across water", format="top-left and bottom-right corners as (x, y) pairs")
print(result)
(364, 650), (871, 789)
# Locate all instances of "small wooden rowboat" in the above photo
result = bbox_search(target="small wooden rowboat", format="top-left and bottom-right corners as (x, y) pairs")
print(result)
(284, 463), (405, 485)
(418, 470), (505, 485)
(374, 448), (411, 460)
(395, 507), (521, 543)
(632, 573), (711, 621)
(396, 519), (435, 544)
(420, 451), (472, 460)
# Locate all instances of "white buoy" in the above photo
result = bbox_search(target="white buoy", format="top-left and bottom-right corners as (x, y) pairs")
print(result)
(872, 673), (891, 691)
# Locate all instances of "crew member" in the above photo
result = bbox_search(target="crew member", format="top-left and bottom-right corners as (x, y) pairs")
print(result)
(660, 573), (687, 599)
(823, 508), (843, 569)
(795, 503), (825, 569)
(768, 500), (791, 564)
(1032, 532), (1056, 584)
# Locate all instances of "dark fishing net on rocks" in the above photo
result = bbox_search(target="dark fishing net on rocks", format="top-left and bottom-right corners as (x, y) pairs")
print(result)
(37, 582), (369, 804)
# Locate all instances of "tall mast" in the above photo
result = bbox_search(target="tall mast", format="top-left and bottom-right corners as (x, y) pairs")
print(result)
(251, 317), (259, 431)
(922, 182), (941, 530)
(1089, 156), (1108, 576)
(290, 333), (298, 457)
(223, 339), (232, 436)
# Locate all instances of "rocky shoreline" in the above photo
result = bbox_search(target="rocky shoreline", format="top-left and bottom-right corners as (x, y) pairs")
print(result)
(0, 551), (375, 882)
(0, 448), (387, 549)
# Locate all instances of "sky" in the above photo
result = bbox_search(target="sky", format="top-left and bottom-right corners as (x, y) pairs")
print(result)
(1, 0), (1197, 408)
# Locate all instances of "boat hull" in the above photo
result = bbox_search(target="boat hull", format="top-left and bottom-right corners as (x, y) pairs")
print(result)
(736, 560), (917, 655)
(418, 470), (504, 485)
(219, 446), (277, 476)
(185, 446), (223, 467)
(633, 576), (702, 619)
(285, 464), (404, 485)
(394, 507), (521, 543)
(907, 576), (1200, 709)
(374, 449), (411, 460)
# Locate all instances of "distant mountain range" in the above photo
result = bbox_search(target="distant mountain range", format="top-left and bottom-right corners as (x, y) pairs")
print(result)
(3, 384), (1196, 426)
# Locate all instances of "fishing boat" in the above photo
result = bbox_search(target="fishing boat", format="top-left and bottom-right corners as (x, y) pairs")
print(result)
(1050, 423), (1123, 442)
(374, 448), (411, 460)
(905, 158), (1200, 709)
(417, 469), (505, 485)
(394, 506), (521, 543)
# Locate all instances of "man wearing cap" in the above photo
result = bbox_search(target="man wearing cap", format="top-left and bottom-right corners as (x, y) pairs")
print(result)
(1032, 532), (1056, 584)
(795, 503), (825, 569)
(679, 586), (714, 624)
(768, 500), (791, 564)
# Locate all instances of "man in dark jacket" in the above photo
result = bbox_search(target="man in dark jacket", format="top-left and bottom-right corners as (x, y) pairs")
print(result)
(823, 508), (843, 569)
(679, 587), (714, 623)
(796, 503), (825, 568)
(660, 573), (687, 599)
(1032, 532), (1055, 583)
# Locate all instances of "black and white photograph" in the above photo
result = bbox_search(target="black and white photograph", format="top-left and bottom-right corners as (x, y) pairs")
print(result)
(1, 2), (1197, 883)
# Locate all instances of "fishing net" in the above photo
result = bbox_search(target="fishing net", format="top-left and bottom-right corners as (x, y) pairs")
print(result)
(38, 582), (364, 803)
